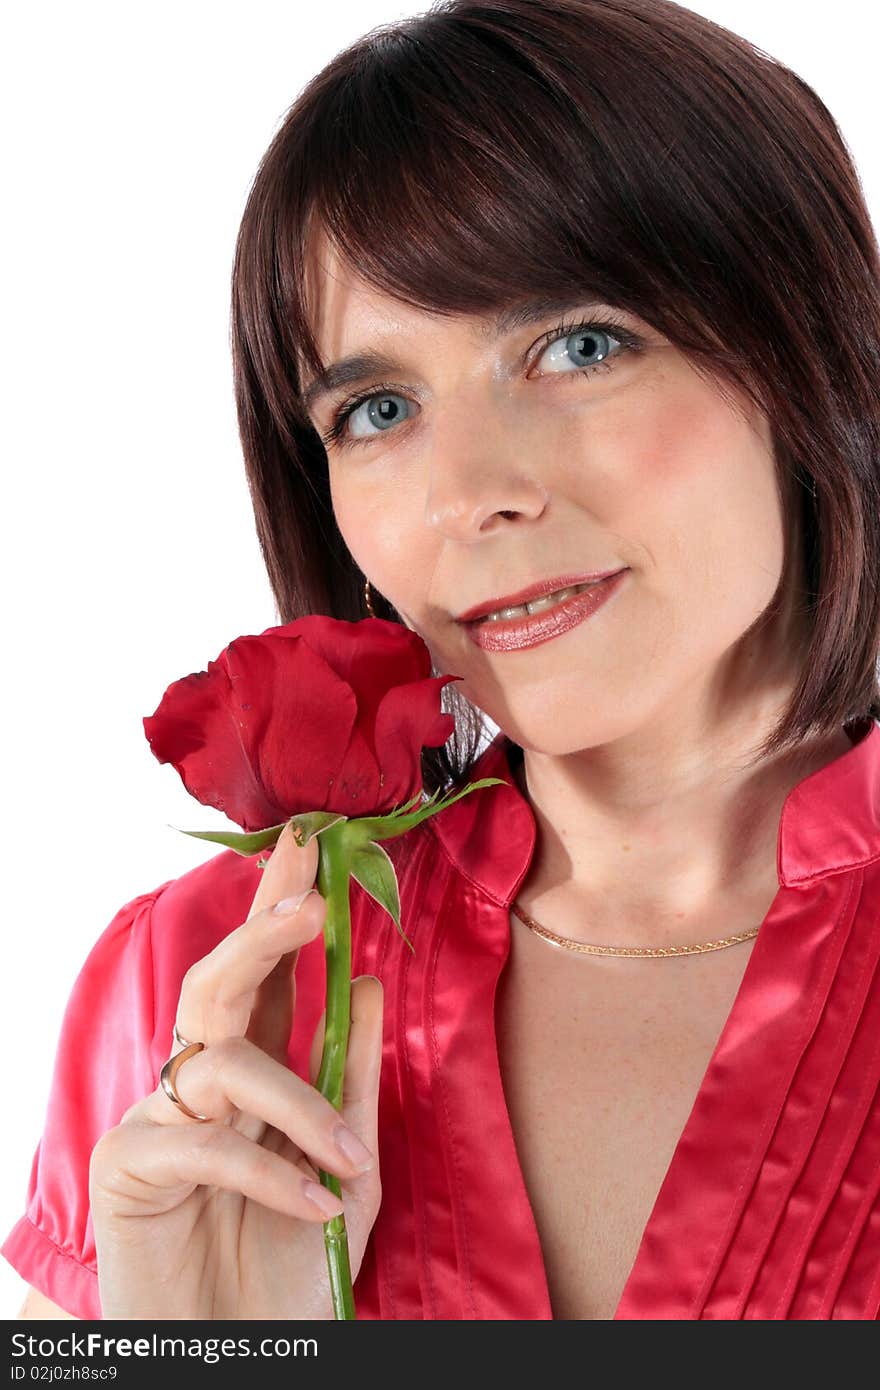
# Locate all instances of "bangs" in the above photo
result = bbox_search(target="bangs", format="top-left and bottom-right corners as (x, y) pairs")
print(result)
(278, 4), (750, 427)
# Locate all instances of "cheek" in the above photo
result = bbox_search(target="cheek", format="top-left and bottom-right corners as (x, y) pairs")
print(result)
(329, 469), (428, 603)
(608, 370), (783, 579)
(330, 470), (395, 563)
(593, 370), (786, 669)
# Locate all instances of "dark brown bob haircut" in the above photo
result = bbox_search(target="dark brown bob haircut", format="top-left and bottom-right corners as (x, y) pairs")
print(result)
(230, 0), (880, 796)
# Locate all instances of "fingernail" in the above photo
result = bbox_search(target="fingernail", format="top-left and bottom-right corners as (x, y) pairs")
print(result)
(273, 889), (318, 914)
(333, 1122), (375, 1172)
(302, 1179), (344, 1219)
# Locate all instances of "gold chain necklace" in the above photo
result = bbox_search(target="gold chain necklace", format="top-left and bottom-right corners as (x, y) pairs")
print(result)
(510, 900), (761, 957)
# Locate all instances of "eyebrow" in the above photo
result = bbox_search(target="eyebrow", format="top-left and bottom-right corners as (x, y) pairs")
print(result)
(299, 294), (616, 414)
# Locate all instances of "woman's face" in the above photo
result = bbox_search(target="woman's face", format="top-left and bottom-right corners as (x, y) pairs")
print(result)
(301, 236), (805, 754)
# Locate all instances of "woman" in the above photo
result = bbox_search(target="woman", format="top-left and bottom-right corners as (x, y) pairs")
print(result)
(5, 0), (880, 1319)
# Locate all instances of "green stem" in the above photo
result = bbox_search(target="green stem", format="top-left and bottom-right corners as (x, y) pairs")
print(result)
(314, 821), (357, 1320)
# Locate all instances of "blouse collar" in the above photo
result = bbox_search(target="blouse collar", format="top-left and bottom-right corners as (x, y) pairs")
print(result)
(430, 716), (880, 903)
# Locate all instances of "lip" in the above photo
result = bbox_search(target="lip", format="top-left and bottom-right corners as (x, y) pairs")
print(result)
(462, 568), (629, 653)
(454, 569), (627, 625)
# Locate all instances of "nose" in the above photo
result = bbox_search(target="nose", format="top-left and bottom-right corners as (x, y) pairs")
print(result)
(423, 405), (550, 540)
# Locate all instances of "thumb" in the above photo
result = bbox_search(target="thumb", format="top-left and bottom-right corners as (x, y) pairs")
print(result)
(309, 976), (383, 1150)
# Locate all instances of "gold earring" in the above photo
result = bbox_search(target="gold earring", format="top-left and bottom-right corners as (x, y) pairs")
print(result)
(364, 577), (376, 617)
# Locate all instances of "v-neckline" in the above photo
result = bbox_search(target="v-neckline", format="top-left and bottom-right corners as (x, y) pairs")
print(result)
(488, 876), (807, 1320)
(420, 721), (870, 1318)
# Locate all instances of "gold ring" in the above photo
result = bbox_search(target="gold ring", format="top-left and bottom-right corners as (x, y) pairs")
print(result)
(173, 1022), (195, 1049)
(160, 1042), (210, 1121)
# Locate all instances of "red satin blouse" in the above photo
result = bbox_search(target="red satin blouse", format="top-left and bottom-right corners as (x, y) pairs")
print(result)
(5, 717), (880, 1319)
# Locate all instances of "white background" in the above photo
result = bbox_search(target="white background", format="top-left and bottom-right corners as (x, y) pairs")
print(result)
(1, 1), (877, 1316)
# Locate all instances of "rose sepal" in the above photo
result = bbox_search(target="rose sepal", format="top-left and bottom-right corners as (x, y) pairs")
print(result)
(167, 776), (508, 858)
(348, 776), (508, 845)
(167, 775), (508, 959)
(168, 809), (349, 860)
(347, 839), (412, 952)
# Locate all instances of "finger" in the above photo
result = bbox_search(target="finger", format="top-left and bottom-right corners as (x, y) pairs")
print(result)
(91, 1120), (345, 1223)
(249, 818), (320, 919)
(308, 977), (383, 1095)
(294, 1153), (322, 1185)
(308, 1007), (326, 1088)
(245, 928), (305, 1066)
(175, 875), (326, 1047)
(339, 977), (384, 1175)
(242, 821), (327, 1061)
(305, 978), (380, 1084)
(131, 1035), (377, 1183)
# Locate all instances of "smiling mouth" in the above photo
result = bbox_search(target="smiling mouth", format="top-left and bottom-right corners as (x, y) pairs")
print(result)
(470, 580), (601, 624)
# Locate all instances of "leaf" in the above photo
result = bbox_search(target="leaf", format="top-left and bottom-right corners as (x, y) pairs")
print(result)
(349, 840), (415, 955)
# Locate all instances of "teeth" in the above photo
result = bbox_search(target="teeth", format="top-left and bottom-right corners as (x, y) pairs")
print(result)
(481, 581), (595, 623)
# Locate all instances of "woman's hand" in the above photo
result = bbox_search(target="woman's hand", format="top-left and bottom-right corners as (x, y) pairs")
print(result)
(88, 821), (383, 1320)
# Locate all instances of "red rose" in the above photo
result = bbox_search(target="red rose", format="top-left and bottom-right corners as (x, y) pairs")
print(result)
(142, 616), (459, 831)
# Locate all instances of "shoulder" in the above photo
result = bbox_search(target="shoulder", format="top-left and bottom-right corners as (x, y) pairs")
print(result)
(146, 846), (264, 973)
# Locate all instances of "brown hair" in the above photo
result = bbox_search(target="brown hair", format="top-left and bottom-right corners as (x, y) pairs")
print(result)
(230, 0), (880, 795)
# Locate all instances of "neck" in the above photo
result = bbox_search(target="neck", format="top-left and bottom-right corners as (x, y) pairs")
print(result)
(511, 711), (853, 951)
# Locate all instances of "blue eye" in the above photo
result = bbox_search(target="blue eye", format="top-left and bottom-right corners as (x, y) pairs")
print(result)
(534, 325), (617, 374)
(320, 314), (643, 450)
(346, 392), (413, 440)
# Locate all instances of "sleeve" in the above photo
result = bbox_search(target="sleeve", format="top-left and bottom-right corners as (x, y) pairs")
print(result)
(1, 843), (332, 1321)
(1, 886), (167, 1319)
